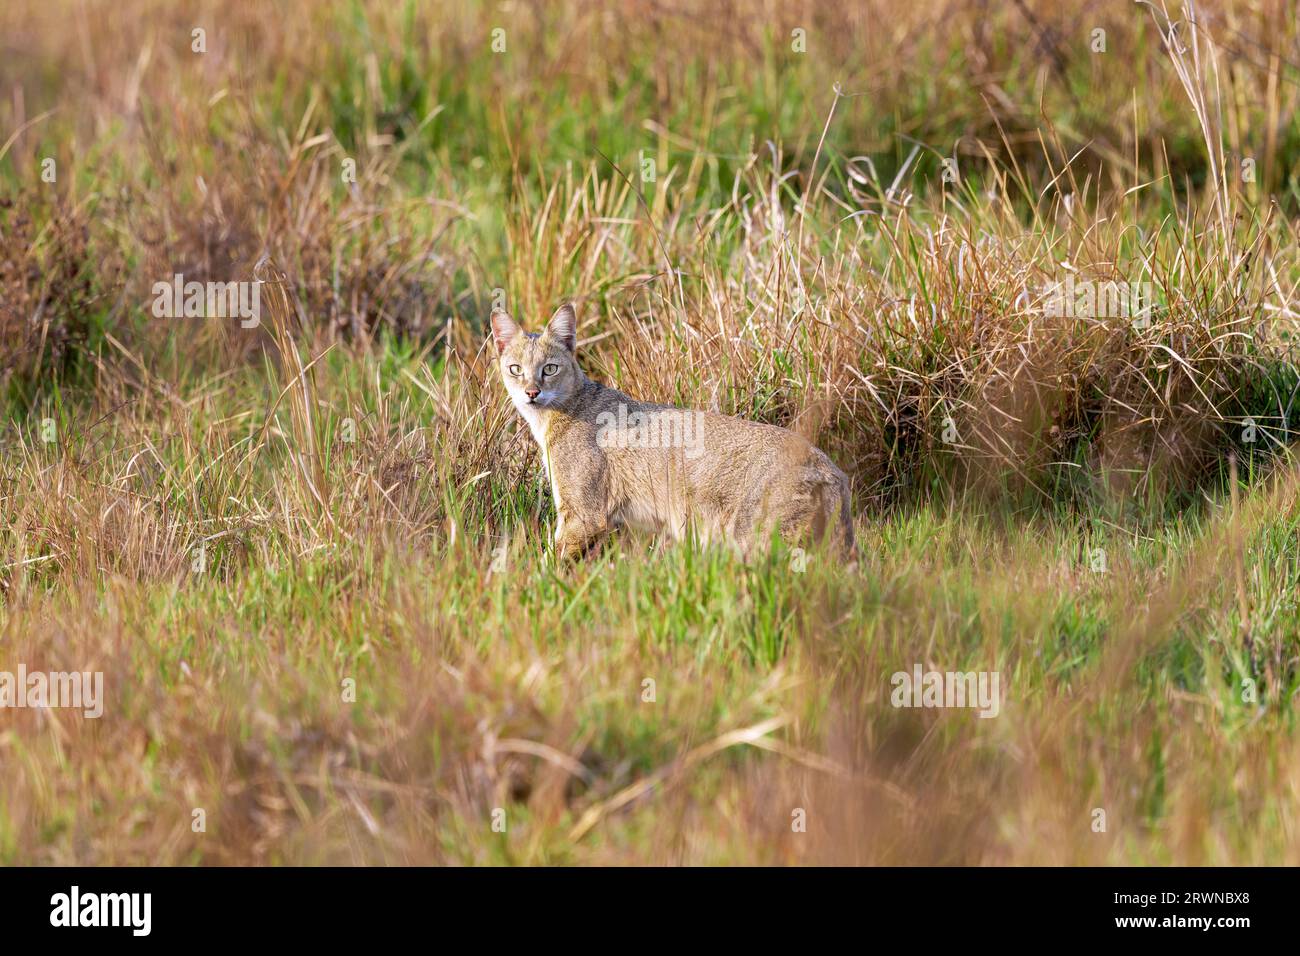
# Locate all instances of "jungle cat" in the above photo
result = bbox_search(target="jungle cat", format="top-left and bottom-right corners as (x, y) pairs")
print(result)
(490, 304), (855, 559)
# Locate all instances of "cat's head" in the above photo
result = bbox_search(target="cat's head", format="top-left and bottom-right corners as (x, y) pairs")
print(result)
(489, 304), (583, 409)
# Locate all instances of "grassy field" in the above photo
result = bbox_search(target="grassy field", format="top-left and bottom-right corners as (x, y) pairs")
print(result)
(2, 0), (1300, 864)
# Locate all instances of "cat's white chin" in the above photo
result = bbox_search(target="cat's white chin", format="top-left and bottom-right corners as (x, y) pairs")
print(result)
(507, 392), (548, 445)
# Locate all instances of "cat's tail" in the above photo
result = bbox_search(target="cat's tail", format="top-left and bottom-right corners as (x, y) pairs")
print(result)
(834, 471), (857, 562)
(812, 466), (856, 561)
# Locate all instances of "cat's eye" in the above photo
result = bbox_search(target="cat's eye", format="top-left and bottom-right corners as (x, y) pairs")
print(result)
(542, 363), (559, 376)
(507, 364), (522, 377)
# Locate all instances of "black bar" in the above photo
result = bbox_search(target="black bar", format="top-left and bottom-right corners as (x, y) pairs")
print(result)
(0, 866), (1284, 943)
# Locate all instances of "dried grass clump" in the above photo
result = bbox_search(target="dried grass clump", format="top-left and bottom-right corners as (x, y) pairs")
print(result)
(125, 113), (465, 368)
(0, 195), (119, 391)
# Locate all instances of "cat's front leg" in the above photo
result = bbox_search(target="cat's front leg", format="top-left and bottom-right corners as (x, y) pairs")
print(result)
(554, 506), (609, 560)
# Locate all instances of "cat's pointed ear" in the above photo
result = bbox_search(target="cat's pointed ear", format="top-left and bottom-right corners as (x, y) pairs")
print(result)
(490, 310), (520, 356)
(545, 303), (577, 352)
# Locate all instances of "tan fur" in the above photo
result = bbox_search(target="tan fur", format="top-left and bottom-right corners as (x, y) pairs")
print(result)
(490, 304), (855, 559)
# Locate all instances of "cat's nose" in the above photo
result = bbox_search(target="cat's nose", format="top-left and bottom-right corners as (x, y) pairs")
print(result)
(525, 387), (540, 401)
